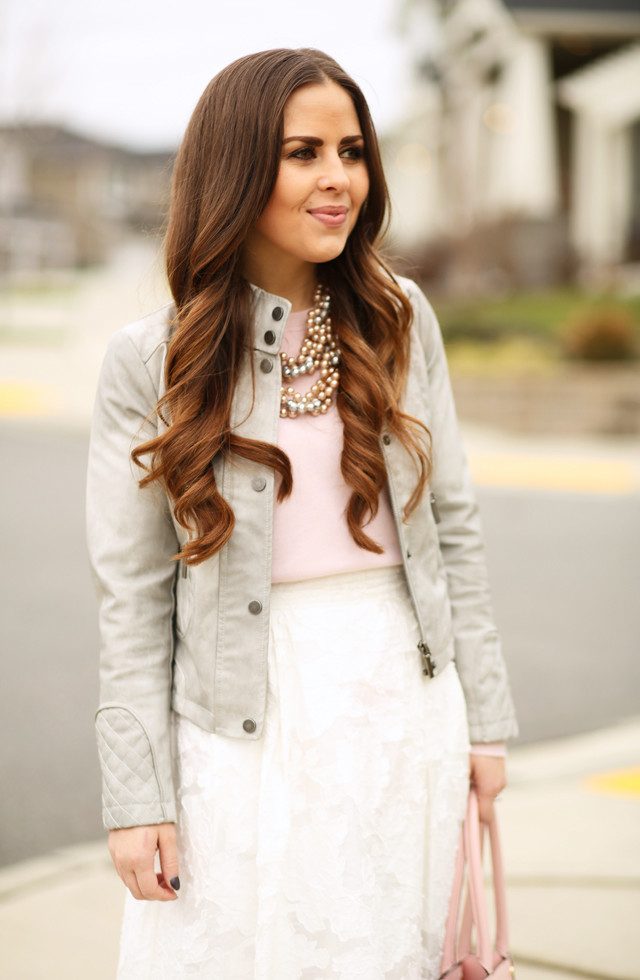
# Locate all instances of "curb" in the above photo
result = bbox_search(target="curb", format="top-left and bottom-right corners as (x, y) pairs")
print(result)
(2, 718), (638, 898)
(0, 841), (109, 904)
(506, 716), (640, 788)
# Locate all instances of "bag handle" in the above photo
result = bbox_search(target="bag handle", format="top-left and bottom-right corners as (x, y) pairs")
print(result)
(487, 794), (510, 957)
(441, 830), (466, 969)
(440, 789), (510, 973)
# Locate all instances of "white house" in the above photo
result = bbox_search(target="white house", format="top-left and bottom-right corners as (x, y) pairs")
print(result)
(0, 124), (172, 277)
(385, 0), (640, 288)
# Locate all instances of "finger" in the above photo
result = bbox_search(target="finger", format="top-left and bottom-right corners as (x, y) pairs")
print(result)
(135, 864), (177, 902)
(155, 872), (181, 899)
(155, 872), (180, 897)
(469, 757), (507, 802)
(109, 845), (144, 900)
(476, 793), (496, 825)
(121, 870), (145, 901)
(158, 824), (180, 895)
(474, 776), (507, 799)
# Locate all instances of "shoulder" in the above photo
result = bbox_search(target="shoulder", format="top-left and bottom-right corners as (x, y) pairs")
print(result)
(393, 274), (421, 302)
(109, 303), (175, 366)
(98, 304), (175, 403)
(393, 275), (435, 315)
(391, 275), (441, 353)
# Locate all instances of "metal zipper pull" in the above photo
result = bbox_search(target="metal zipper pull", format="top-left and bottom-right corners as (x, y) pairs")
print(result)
(418, 641), (435, 678)
(430, 492), (441, 524)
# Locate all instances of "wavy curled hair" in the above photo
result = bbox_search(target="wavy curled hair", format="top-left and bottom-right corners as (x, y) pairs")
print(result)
(133, 47), (432, 564)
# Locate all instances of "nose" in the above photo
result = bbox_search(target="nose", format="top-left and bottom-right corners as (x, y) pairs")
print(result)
(317, 153), (350, 193)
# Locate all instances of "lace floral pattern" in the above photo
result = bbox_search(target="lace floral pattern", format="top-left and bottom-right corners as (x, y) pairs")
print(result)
(117, 567), (470, 979)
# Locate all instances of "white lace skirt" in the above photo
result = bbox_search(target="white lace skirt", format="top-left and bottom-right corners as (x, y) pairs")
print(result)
(117, 566), (470, 979)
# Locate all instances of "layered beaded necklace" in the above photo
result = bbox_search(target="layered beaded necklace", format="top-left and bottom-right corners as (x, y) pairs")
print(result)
(279, 285), (340, 419)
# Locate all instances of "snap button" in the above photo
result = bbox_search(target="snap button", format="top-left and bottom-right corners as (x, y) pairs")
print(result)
(382, 434), (391, 445)
(260, 358), (273, 374)
(252, 476), (267, 492)
(272, 307), (284, 321)
(264, 330), (276, 345)
(248, 600), (262, 615)
(242, 718), (257, 734)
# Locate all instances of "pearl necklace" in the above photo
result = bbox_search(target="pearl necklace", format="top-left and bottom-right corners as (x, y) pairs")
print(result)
(280, 285), (340, 418)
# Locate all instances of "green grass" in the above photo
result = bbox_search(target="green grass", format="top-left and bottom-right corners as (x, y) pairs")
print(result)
(0, 281), (76, 301)
(435, 290), (640, 345)
(0, 325), (69, 346)
(445, 336), (561, 377)
(432, 290), (640, 374)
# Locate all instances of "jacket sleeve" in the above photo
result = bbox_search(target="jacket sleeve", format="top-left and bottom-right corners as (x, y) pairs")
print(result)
(407, 280), (518, 743)
(86, 326), (180, 829)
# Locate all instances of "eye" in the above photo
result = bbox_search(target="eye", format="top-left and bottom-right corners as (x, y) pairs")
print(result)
(341, 144), (365, 161)
(288, 146), (316, 161)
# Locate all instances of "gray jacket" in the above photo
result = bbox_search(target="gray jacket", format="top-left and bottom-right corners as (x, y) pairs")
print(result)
(87, 278), (517, 831)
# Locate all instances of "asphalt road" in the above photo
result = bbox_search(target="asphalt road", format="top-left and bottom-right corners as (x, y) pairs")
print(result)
(1, 422), (639, 867)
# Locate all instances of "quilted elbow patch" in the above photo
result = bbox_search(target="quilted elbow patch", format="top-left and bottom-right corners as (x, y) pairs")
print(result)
(95, 706), (165, 824)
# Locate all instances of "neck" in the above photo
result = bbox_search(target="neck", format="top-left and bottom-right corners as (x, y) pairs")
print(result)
(241, 252), (318, 312)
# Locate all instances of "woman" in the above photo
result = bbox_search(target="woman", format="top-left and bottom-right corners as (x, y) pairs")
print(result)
(87, 47), (517, 979)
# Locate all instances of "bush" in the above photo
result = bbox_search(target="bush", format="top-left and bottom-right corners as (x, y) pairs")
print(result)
(440, 315), (506, 344)
(561, 306), (638, 361)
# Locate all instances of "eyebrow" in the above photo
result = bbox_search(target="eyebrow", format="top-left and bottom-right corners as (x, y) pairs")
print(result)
(282, 135), (364, 146)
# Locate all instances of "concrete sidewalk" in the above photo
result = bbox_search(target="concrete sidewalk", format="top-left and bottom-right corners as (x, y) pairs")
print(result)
(0, 720), (638, 980)
(462, 424), (640, 497)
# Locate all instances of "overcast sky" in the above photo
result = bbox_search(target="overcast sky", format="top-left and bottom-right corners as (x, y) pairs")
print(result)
(0, 0), (417, 150)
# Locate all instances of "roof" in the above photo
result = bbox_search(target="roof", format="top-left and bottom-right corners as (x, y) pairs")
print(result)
(503, 0), (640, 34)
(557, 41), (640, 124)
(0, 123), (173, 164)
(505, 0), (640, 12)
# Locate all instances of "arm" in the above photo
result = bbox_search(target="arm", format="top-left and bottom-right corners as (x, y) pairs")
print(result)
(87, 325), (180, 831)
(407, 281), (518, 745)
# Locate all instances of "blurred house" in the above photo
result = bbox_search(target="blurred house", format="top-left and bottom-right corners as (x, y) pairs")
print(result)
(0, 124), (173, 279)
(386, 0), (640, 291)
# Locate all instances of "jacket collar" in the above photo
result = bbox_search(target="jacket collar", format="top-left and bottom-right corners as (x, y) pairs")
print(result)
(249, 283), (292, 354)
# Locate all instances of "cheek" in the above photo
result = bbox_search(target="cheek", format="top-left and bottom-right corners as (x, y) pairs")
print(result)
(253, 189), (292, 240)
(354, 171), (370, 213)
(271, 168), (310, 211)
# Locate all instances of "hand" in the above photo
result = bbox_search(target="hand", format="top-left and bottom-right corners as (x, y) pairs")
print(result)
(469, 754), (507, 824)
(108, 822), (180, 901)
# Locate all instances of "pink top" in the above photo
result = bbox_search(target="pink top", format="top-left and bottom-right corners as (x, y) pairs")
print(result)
(271, 310), (402, 583)
(270, 309), (506, 758)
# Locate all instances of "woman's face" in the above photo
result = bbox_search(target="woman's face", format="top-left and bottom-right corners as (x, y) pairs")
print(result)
(244, 80), (370, 282)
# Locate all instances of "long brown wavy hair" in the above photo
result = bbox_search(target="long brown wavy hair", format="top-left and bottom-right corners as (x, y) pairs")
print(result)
(133, 48), (431, 564)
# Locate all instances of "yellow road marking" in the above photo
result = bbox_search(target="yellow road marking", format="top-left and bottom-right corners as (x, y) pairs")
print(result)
(0, 381), (61, 418)
(583, 767), (640, 799)
(0, 380), (638, 499)
(468, 452), (638, 494)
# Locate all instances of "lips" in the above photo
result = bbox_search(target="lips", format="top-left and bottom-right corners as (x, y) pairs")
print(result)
(307, 205), (349, 228)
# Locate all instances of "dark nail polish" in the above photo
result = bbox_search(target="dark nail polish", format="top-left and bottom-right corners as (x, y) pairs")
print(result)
(170, 876), (181, 891)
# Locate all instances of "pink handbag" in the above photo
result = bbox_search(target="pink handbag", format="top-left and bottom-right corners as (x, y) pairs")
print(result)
(439, 789), (516, 979)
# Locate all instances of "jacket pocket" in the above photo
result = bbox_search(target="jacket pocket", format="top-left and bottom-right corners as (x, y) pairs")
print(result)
(174, 562), (194, 637)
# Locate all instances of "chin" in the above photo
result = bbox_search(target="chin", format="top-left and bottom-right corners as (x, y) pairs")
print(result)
(307, 241), (350, 265)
